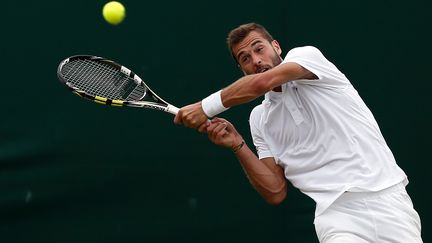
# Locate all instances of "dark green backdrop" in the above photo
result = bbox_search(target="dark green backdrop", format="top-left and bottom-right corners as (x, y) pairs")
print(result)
(2, 0), (430, 242)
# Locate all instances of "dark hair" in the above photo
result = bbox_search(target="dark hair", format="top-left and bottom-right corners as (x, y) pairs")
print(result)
(227, 23), (274, 62)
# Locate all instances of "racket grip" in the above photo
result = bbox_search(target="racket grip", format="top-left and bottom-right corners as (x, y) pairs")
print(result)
(167, 104), (210, 123)
(166, 104), (180, 115)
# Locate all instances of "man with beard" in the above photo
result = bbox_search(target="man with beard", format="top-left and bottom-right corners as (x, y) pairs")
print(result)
(174, 23), (422, 242)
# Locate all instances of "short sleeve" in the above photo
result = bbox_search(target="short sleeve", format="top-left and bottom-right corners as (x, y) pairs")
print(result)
(282, 46), (350, 88)
(249, 105), (273, 160)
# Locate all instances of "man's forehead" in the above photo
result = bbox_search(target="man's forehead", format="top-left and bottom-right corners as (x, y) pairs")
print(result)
(232, 31), (268, 55)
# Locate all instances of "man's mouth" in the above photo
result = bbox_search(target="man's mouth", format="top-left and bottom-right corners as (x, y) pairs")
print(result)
(256, 67), (270, 73)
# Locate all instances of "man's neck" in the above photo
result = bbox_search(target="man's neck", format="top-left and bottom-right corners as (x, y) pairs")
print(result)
(272, 86), (282, 92)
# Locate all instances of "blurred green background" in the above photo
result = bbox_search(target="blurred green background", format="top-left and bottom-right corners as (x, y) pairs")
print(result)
(1, 0), (430, 242)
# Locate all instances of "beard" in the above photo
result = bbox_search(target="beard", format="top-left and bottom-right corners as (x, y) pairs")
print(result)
(245, 49), (282, 75)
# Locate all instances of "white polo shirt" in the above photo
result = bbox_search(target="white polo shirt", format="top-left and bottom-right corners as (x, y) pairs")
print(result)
(249, 46), (407, 216)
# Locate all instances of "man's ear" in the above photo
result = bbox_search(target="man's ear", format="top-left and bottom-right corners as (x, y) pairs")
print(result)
(272, 40), (282, 55)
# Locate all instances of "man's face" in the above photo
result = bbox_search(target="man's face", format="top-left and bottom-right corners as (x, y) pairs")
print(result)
(232, 31), (283, 75)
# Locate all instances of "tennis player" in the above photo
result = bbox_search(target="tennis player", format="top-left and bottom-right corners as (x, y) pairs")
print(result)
(174, 23), (422, 242)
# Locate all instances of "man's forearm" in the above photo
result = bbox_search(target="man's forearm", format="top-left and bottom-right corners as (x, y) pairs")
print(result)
(233, 143), (287, 205)
(221, 74), (266, 108)
(201, 74), (264, 118)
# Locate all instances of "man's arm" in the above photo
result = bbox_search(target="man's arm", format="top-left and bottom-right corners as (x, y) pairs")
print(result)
(204, 118), (287, 205)
(221, 62), (315, 107)
(174, 62), (316, 128)
(236, 147), (287, 205)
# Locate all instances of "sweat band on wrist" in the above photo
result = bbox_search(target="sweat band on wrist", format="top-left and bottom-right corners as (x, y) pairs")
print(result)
(201, 90), (229, 118)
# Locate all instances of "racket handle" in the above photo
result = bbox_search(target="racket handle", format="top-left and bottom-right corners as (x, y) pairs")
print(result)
(167, 104), (210, 122)
(166, 104), (180, 115)
(168, 104), (212, 127)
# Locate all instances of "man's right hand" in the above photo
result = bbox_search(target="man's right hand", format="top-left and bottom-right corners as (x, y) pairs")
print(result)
(174, 101), (208, 129)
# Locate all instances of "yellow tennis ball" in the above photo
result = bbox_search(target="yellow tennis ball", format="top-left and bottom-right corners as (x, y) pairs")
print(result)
(102, 1), (126, 25)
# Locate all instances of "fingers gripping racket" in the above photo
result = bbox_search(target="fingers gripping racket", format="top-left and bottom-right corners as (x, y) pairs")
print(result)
(57, 55), (179, 115)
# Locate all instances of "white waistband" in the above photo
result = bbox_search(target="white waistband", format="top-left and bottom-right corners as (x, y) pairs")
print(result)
(334, 182), (407, 204)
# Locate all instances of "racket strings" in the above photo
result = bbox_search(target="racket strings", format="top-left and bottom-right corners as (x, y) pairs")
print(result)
(61, 59), (146, 101)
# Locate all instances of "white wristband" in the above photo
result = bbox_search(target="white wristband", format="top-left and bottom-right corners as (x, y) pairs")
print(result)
(201, 90), (229, 117)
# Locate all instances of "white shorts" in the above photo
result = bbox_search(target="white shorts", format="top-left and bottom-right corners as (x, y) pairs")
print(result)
(314, 183), (422, 243)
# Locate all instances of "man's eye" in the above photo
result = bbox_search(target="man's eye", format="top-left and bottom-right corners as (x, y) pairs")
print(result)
(256, 47), (263, 52)
(241, 56), (249, 63)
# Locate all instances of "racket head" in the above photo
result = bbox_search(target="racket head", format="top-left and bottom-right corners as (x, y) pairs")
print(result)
(57, 55), (147, 107)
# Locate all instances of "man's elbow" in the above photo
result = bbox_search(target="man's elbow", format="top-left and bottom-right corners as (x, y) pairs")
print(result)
(251, 74), (272, 96)
(265, 190), (287, 205)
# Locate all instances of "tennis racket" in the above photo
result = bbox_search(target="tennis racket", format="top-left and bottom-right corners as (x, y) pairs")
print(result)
(57, 55), (179, 115)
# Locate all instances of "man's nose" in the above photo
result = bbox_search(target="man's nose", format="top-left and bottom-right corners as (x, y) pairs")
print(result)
(252, 55), (262, 65)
